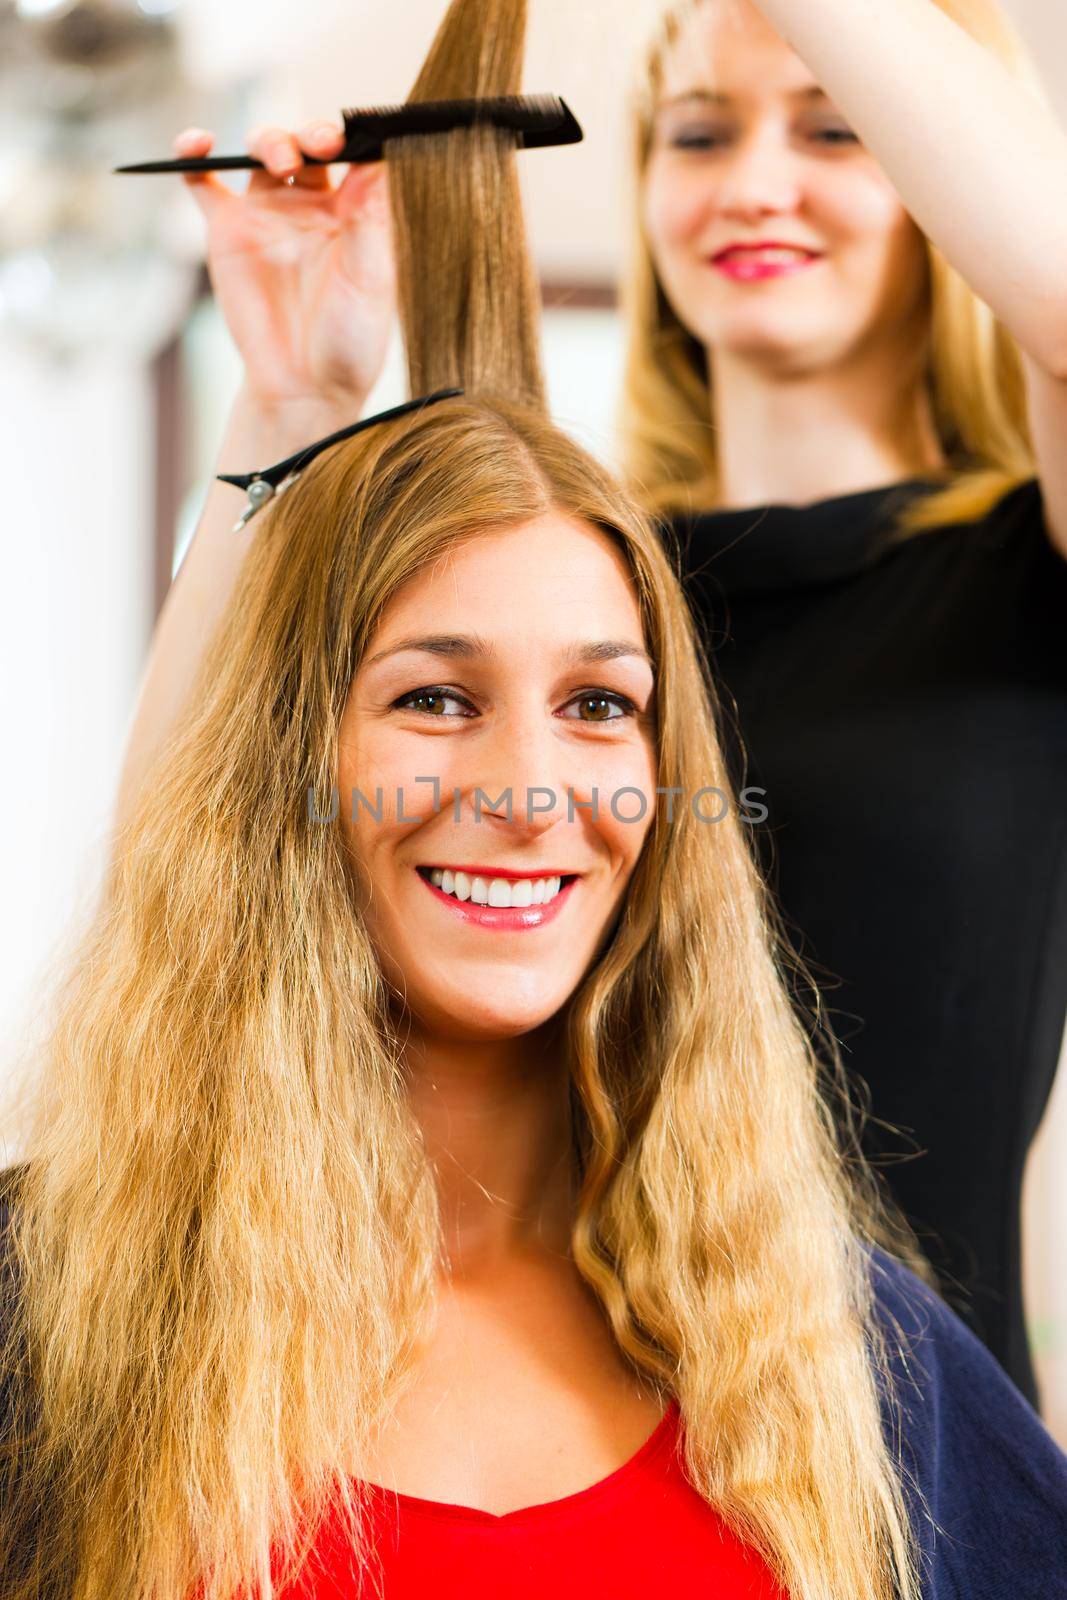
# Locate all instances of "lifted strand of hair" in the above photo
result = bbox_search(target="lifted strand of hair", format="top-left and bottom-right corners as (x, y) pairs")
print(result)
(386, 0), (547, 408)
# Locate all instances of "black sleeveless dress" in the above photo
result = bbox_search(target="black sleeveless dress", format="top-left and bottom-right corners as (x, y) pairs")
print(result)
(672, 476), (1067, 1407)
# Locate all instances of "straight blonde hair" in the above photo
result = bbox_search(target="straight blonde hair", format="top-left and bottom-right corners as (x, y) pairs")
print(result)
(619, 0), (1046, 536)
(0, 2), (939, 1598)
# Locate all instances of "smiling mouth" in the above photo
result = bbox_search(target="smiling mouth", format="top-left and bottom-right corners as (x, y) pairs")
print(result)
(415, 865), (577, 908)
(713, 245), (822, 263)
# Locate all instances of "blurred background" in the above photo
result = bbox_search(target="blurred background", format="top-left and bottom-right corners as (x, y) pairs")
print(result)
(2, 0), (1066, 1435)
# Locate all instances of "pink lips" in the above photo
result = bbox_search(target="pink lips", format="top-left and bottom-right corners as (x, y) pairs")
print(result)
(417, 871), (577, 930)
(712, 245), (822, 282)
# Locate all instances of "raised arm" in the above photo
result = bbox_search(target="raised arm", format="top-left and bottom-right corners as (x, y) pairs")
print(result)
(112, 121), (396, 845)
(748, 0), (1067, 559)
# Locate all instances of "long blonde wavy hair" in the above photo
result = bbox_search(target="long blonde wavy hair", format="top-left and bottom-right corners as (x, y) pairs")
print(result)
(620, 0), (1047, 534)
(0, 1), (939, 1598)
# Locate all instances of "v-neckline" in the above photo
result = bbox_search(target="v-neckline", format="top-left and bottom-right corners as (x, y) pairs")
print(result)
(356, 1396), (681, 1527)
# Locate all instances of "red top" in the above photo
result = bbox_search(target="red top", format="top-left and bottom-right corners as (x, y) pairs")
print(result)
(279, 1398), (788, 1598)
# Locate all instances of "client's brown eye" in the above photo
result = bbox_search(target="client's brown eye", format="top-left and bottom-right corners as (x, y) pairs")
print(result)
(410, 693), (447, 715)
(392, 687), (474, 718)
(563, 692), (636, 722)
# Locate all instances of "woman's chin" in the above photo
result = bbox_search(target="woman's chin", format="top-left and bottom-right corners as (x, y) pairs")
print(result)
(711, 318), (821, 356)
(705, 311), (867, 375)
(406, 989), (572, 1044)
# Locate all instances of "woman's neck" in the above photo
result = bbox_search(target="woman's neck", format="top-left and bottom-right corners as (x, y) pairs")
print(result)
(399, 1015), (578, 1276)
(708, 341), (947, 511)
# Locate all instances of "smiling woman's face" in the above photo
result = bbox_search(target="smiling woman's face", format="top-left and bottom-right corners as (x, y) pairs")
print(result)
(642, 0), (930, 372)
(337, 512), (659, 1042)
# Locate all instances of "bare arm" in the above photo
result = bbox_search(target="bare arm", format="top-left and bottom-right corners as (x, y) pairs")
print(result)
(111, 118), (396, 845)
(750, 0), (1067, 372)
(750, 0), (1067, 557)
(112, 387), (362, 843)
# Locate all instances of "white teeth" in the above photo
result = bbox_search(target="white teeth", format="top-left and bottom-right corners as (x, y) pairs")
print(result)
(725, 246), (811, 263)
(420, 868), (568, 908)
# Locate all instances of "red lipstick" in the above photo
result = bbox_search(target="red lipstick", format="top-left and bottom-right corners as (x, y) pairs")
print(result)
(416, 870), (578, 930)
(711, 240), (823, 282)
(418, 863), (577, 880)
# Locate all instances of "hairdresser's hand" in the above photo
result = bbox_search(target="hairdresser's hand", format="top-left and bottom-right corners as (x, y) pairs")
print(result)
(173, 122), (395, 416)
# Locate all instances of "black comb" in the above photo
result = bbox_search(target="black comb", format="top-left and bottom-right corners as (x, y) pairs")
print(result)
(113, 94), (582, 174)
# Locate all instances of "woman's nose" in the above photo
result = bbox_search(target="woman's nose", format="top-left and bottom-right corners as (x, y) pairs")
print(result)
(455, 707), (586, 834)
(713, 130), (804, 219)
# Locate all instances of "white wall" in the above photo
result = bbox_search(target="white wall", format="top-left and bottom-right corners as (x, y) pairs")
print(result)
(0, 350), (154, 1148)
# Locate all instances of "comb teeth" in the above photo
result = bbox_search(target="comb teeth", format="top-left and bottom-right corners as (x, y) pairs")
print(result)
(339, 93), (582, 157)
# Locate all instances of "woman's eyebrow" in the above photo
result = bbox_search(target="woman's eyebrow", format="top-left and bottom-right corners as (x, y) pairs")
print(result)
(364, 634), (654, 669)
(657, 86), (829, 110)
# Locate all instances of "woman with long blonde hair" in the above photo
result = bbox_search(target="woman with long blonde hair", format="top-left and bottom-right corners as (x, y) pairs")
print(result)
(2, 0), (1065, 1598)
(615, 0), (1067, 1410)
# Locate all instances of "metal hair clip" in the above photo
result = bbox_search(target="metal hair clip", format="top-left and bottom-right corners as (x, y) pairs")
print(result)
(216, 387), (464, 532)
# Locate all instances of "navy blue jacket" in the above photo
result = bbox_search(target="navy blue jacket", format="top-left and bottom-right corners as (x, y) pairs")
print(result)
(867, 1243), (1067, 1596)
(2, 1178), (1066, 1595)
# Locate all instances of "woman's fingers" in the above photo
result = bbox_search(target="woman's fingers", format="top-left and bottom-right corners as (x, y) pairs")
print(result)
(245, 124), (302, 191)
(294, 119), (346, 188)
(245, 122), (339, 192)
(174, 116), (348, 223)
(334, 159), (390, 224)
(173, 128), (234, 219)
(177, 119), (345, 204)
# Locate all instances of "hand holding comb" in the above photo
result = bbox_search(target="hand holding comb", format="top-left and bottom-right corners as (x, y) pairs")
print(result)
(113, 95), (582, 174)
